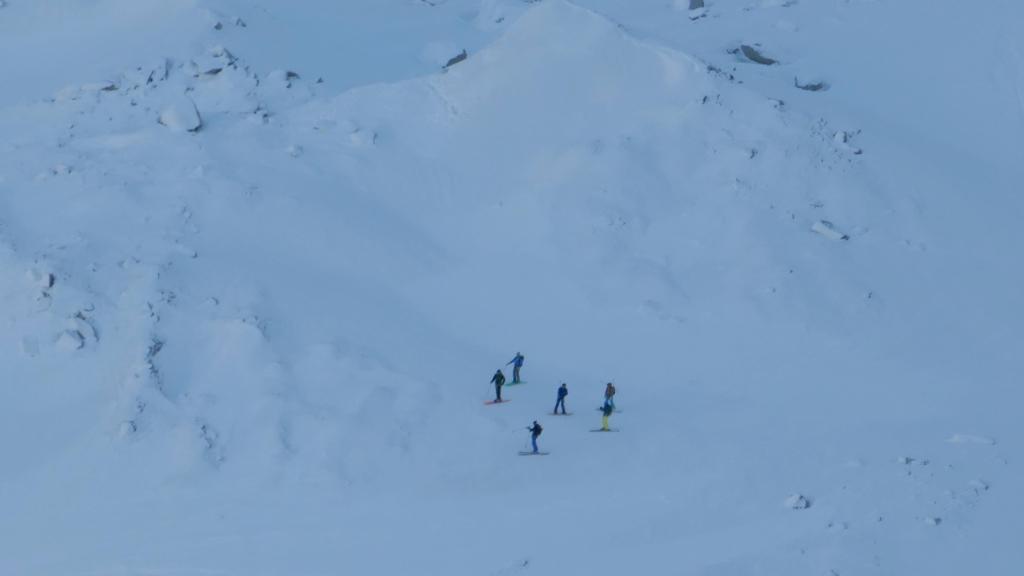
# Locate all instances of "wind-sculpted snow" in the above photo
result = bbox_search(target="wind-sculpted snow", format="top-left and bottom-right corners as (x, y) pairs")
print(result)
(0, 1), (1020, 574)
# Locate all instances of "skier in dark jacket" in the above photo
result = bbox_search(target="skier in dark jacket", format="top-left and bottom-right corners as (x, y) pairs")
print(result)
(553, 383), (568, 415)
(507, 352), (525, 383)
(604, 382), (616, 411)
(491, 369), (506, 402)
(527, 420), (543, 453)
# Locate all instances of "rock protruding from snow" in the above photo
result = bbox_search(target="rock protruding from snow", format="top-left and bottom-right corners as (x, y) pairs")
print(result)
(673, 0), (705, 12)
(444, 49), (468, 69)
(56, 329), (86, 352)
(266, 69), (301, 89)
(784, 494), (812, 510)
(812, 220), (849, 241)
(70, 312), (99, 344)
(26, 269), (55, 290)
(834, 130), (863, 155)
(795, 76), (830, 92)
(158, 95), (202, 132)
(740, 44), (778, 65)
(118, 420), (138, 438)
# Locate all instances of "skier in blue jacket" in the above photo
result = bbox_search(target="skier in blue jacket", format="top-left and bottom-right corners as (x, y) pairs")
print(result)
(507, 352), (525, 384)
(553, 383), (568, 415)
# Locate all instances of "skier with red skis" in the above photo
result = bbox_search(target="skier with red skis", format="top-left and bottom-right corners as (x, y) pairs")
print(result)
(490, 369), (506, 403)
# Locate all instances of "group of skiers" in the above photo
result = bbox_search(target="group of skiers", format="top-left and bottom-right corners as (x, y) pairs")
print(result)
(489, 352), (618, 454)
(489, 352), (525, 402)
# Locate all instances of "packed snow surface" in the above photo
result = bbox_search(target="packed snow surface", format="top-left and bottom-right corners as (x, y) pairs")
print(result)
(1, 0), (1022, 574)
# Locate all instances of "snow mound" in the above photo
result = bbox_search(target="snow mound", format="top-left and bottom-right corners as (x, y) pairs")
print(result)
(158, 94), (202, 132)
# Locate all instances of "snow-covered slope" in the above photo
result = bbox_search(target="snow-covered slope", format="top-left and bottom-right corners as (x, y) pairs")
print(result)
(0, 1), (1021, 574)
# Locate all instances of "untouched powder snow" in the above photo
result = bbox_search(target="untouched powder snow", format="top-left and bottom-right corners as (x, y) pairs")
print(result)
(0, 1), (1021, 574)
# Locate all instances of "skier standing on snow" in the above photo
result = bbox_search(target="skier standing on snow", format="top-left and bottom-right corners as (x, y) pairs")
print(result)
(553, 383), (568, 415)
(491, 369), (506, 402)
(527, 420), (543, 453)
(604, 382), (616, 411)
(507, 352), (525, 384)
(600, 400), (614, 431)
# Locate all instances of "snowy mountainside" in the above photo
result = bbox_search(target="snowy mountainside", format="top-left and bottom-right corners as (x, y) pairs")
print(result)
(1, 0), (1022, 574)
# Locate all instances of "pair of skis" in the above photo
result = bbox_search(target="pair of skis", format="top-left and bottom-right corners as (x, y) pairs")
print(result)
(519, 428), (619, 456)
(483, 380), (527, 405)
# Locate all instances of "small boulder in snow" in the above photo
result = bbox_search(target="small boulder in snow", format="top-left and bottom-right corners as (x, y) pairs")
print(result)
(158, 96), (202, 133)
(924, 516), (942, 526)
(784, 494), (812, 510)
